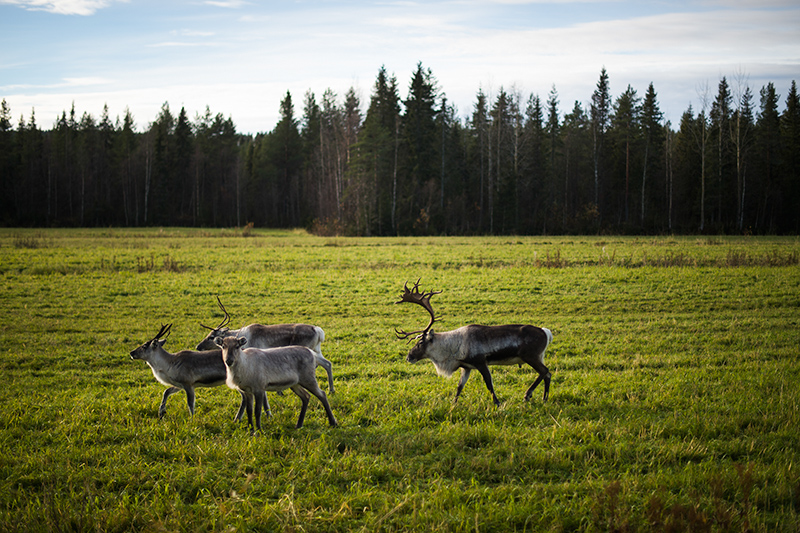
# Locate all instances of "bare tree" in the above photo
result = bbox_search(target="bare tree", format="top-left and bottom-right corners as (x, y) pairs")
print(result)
(731, 70), (754, 231)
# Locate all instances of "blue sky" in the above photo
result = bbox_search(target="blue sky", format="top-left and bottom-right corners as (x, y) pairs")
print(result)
(2, 0), (798, 134)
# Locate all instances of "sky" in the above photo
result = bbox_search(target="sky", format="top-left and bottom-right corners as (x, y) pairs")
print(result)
(1, 0), (799, 135)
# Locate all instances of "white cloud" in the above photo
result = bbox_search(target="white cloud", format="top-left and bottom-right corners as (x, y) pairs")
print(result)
(0, 0), (119, 15)
(204, 0), (249, 8)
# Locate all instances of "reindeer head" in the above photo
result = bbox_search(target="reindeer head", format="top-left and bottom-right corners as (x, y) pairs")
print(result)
(215, 335), (248, 368)
(395, 279), (442, 363)
(129, 323), (172, 360)
(196, 296), (232, 350)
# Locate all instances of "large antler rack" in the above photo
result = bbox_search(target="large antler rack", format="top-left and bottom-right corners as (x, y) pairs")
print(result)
(394, 279), (442, 341)
(200, 295), (231, 331)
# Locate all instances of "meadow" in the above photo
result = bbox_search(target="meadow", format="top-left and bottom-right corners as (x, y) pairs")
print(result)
(1, 228), (799, 532)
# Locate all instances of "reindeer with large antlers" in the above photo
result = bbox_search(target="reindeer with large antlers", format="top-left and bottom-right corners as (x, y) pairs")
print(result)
(129, 323), (247, 419)
(396, 279), (553, 406)
(196, 297), (334, 394)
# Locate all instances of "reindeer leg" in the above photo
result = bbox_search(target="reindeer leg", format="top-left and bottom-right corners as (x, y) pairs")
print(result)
(305, 382), (338, 427)
(290, 385), (310, 429)
(243, 392), (255, 434)
(524, 371), (551, 402)
(316, 353), (335, 394)
(475, 364), (501, 406)
(262, 391), (272, 417)
(524, 358), (551, 402)
(184, 387), (197, 416)
(254, 391), (264, 432)
(159, 386), (180, 418)
(234, 391), (247, 421)
(455, 368), (471, 402)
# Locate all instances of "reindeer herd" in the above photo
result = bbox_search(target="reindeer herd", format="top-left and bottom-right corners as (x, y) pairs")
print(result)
(129, 280), (553, 434)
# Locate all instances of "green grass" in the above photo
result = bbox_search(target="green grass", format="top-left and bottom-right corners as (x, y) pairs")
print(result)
(1, 229), (799, 531)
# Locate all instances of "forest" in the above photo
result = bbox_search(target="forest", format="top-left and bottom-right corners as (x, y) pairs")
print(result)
(2, 64), (799, 235)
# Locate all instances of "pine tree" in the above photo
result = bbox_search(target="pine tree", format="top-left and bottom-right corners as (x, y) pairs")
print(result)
(148, 102), (175, 225)
(757, 83), (780, 231)
(545, 87), (561, 230)
(781, 81), (800, 232)
(112, 107), (137, 226)
(561, 101), (591, 231)
(401, 62), (439, 234)
(272, 91), (303, 226)
(0, 100), (15, 225)
(522, 93), (546, 233)
(590, 67), (611, 222)
(471, 88), (489, 232)
(640, 82), (664, 229)
(711, 77), (734, 227)
(611, 84), (640, 225)
(301, 90), (322, 226)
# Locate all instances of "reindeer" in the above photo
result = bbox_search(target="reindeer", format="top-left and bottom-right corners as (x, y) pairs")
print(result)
(196, 297), (334, 394)
(129, 323), (247, 419)
(216, 336), (338, 433)
(395, 280), (553, 406)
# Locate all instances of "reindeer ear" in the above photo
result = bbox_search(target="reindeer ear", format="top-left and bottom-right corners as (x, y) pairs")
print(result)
(156, 339), (167, 348)
(238, 337), (248, 347)
(214, 337), (224, 347)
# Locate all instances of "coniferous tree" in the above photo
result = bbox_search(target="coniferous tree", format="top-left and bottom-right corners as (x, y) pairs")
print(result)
(1, 100), (16, 225)
(352, 68), (402, 235)
(17, 109), (45, 225)
(675, 106), (703, 231)
(113, 108), (137, 226)
(521, 93), (546, 233)
(562, 101), (592, 231)
(711, 77), (734, 228)
(781, 81), (800, 232)
(400, 63), (439, 234)
(76, 110), (98, 226)
(590, 68), (611, 223)
(757, 83), (781, 231)
(148, 102), (175, 225)
(610, 84), (640, 225)
(545, 87), (562, 230)
(471, 88), (489, 232)
(640, 82), (664, 229)
(730, 86), (754, 231)
(301, 90), (323, 227)
(272, 91), (303, 226)
(341, 87), (364, 232)
(171, 107), (193, 224)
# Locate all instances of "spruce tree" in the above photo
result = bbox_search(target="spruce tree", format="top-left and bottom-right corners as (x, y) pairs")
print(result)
(590, 67), (611, 222)
(781, 81), (800, 232)
(640, 82), (664, 229)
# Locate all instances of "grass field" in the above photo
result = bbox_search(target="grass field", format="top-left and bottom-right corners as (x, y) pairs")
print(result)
(1, 228), (799, 532)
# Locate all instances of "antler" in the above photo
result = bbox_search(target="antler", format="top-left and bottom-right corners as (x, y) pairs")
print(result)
(394, 279), (442, 340)
(200, 296), (231, 331)
(152, 323), (172, 342)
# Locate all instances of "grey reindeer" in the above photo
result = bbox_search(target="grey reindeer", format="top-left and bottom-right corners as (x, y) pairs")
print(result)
(395, 280), (553, 406)
(216, 336), (338, 433)
(129, 323), (247, 419)
(196, 297), (334, 394)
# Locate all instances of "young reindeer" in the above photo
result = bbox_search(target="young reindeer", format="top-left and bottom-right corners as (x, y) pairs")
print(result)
(196, 297), (335, 394)
(215, 336), (338, 433)
(129, 323), (247, 419)
(395, 280), (553, 406)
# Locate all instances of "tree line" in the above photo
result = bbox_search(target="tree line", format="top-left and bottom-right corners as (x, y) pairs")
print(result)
(2, 64), (799, 234)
